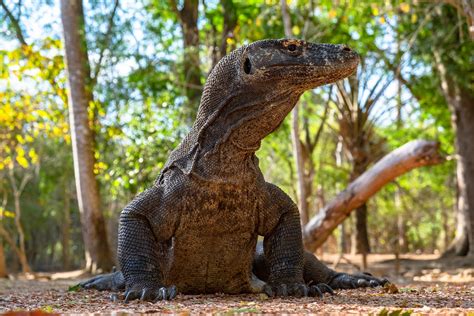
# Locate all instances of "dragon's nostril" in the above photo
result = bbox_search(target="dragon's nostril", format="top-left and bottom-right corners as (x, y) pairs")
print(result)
(288, 44), (297, 51)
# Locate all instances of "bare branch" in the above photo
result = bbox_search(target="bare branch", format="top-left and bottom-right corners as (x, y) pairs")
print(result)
(91, 0), (120, 84)
(0, 0), (27, 46)
(304, 140), (445, 251)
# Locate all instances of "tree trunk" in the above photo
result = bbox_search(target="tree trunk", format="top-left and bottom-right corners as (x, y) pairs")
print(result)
(12, 192), (31, 273)
(280, 0), (309, 226)
(443, 87), (474, 256)
(0, 240), (7, 277)
(172, 0), (201, 122)
(303, 140), (444, 252)
(60, 0), (113, 272)
(0, 224), (30, 273)
(434, 51), (474, 257)
(62, 185), (71, 270)
(354, 204), (370, 254)
(350, 162), (371, 255)
(7, 170), (32, 273)
(219, 0), (237, 59)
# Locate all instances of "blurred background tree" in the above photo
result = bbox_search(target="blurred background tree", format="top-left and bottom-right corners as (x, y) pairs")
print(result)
(0, 0), (471, 274)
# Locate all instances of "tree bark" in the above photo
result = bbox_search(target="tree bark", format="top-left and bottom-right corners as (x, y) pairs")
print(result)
(280, 0), (309, 226)
(0, 224), (29, 273)
(62, 185), (71, 270)
(60, 0), (113, 271)
(7, 170), (32, 273)
(303, 140), (445, 252)
(0, 240), (7, 277)
(349, 161), (371, 255)
(435, 51), (474, 256)
(171, 0), (202, 122)
(353, 204), (370, 254)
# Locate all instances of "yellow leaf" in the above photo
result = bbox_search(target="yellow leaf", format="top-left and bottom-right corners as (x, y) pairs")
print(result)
(291, 25), (300, 35)
(25, 135), (34, 142)
(226, 37), (235, 46)
(372, 6), (379, 16)
(328, 9), (337, 19)
(379, 16), (386, 24)
(0, 207), (15, 218)
(36, 109), (49, 118)
(16, 155), (29, 168)
(53, 126), (62, 136)
(16, 145), (25, 157)
(16, 134), (25, 144)
(400, 3), (410, 13)
(4, 157), (13, 169)
(28, 148), (38, 164)
(411, 14), (418, 23)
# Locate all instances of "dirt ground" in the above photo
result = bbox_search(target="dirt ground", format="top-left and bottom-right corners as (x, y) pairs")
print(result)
(0, 254), (473, 315)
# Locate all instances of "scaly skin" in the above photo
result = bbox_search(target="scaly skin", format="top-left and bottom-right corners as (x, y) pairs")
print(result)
(80, 39), (388, 301)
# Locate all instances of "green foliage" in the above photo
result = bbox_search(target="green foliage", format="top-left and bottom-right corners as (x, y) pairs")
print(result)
(0, 0), (467, 271)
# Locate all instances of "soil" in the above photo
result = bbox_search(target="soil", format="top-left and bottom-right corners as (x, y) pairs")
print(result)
(0, 254), (473, 315)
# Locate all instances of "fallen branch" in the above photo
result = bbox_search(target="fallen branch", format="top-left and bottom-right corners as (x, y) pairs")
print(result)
(303, 139), (445, 252)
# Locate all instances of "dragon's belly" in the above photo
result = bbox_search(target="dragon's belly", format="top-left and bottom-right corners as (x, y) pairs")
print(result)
(164, 184), (260, 294)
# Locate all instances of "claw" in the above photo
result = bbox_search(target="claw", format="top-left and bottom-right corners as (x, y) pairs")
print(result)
(110, 293), (119, 302)
(369, 280), (379, 287)
(357, 279), (369, 287)
(140, 288), (155, 301)
(158, 287), (167, 301)
(167, 285), (178, 300)
(290, 284), (308, 297)
(125, 290), (140, 303)
(309, 285), (323, 298)
(317, 283), (335, 295)
(263, 284), (274, 297)
(276, 284), (288, 297)
(298, 284), (309, 297)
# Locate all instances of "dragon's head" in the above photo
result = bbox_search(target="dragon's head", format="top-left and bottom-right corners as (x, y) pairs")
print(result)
(193, 39), (359, 158)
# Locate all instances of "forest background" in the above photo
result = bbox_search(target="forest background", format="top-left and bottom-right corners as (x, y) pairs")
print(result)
(0, 0), (473, 277)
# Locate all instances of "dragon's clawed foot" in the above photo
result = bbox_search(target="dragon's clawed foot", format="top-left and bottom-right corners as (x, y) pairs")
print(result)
(328, 272), (389, 290)
(79, 272), (125, 291)
(309, 283), (335, 297)
(263, 282), (334, 298)
(124, 284), (178, 302)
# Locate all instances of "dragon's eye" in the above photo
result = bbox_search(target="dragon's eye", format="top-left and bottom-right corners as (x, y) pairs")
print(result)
(244, 58), (252, 74)
(288, 44), (297, 51)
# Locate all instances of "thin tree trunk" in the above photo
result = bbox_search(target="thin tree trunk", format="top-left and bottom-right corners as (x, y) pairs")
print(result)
(280, 0), (309, 226)
(396, 189), (409, 253)
(171, 0), (202, 122)
(304, 140), (444, 252)
(434, 51), (474, 257)
(12, 192), (30, 273)
(354, 204), (370, 254)
(219, 0), (237, 58)
(60, 0), (113, 271)
(7, 170), (32, 273)
(0, 240), (7, 277)
(62, 185), (71, 270)
(349, 162), (371, 255)
(0, 224), (29, 273)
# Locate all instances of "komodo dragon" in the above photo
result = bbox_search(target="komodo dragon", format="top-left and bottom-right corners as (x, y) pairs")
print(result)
(80, 39), (388, 301)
